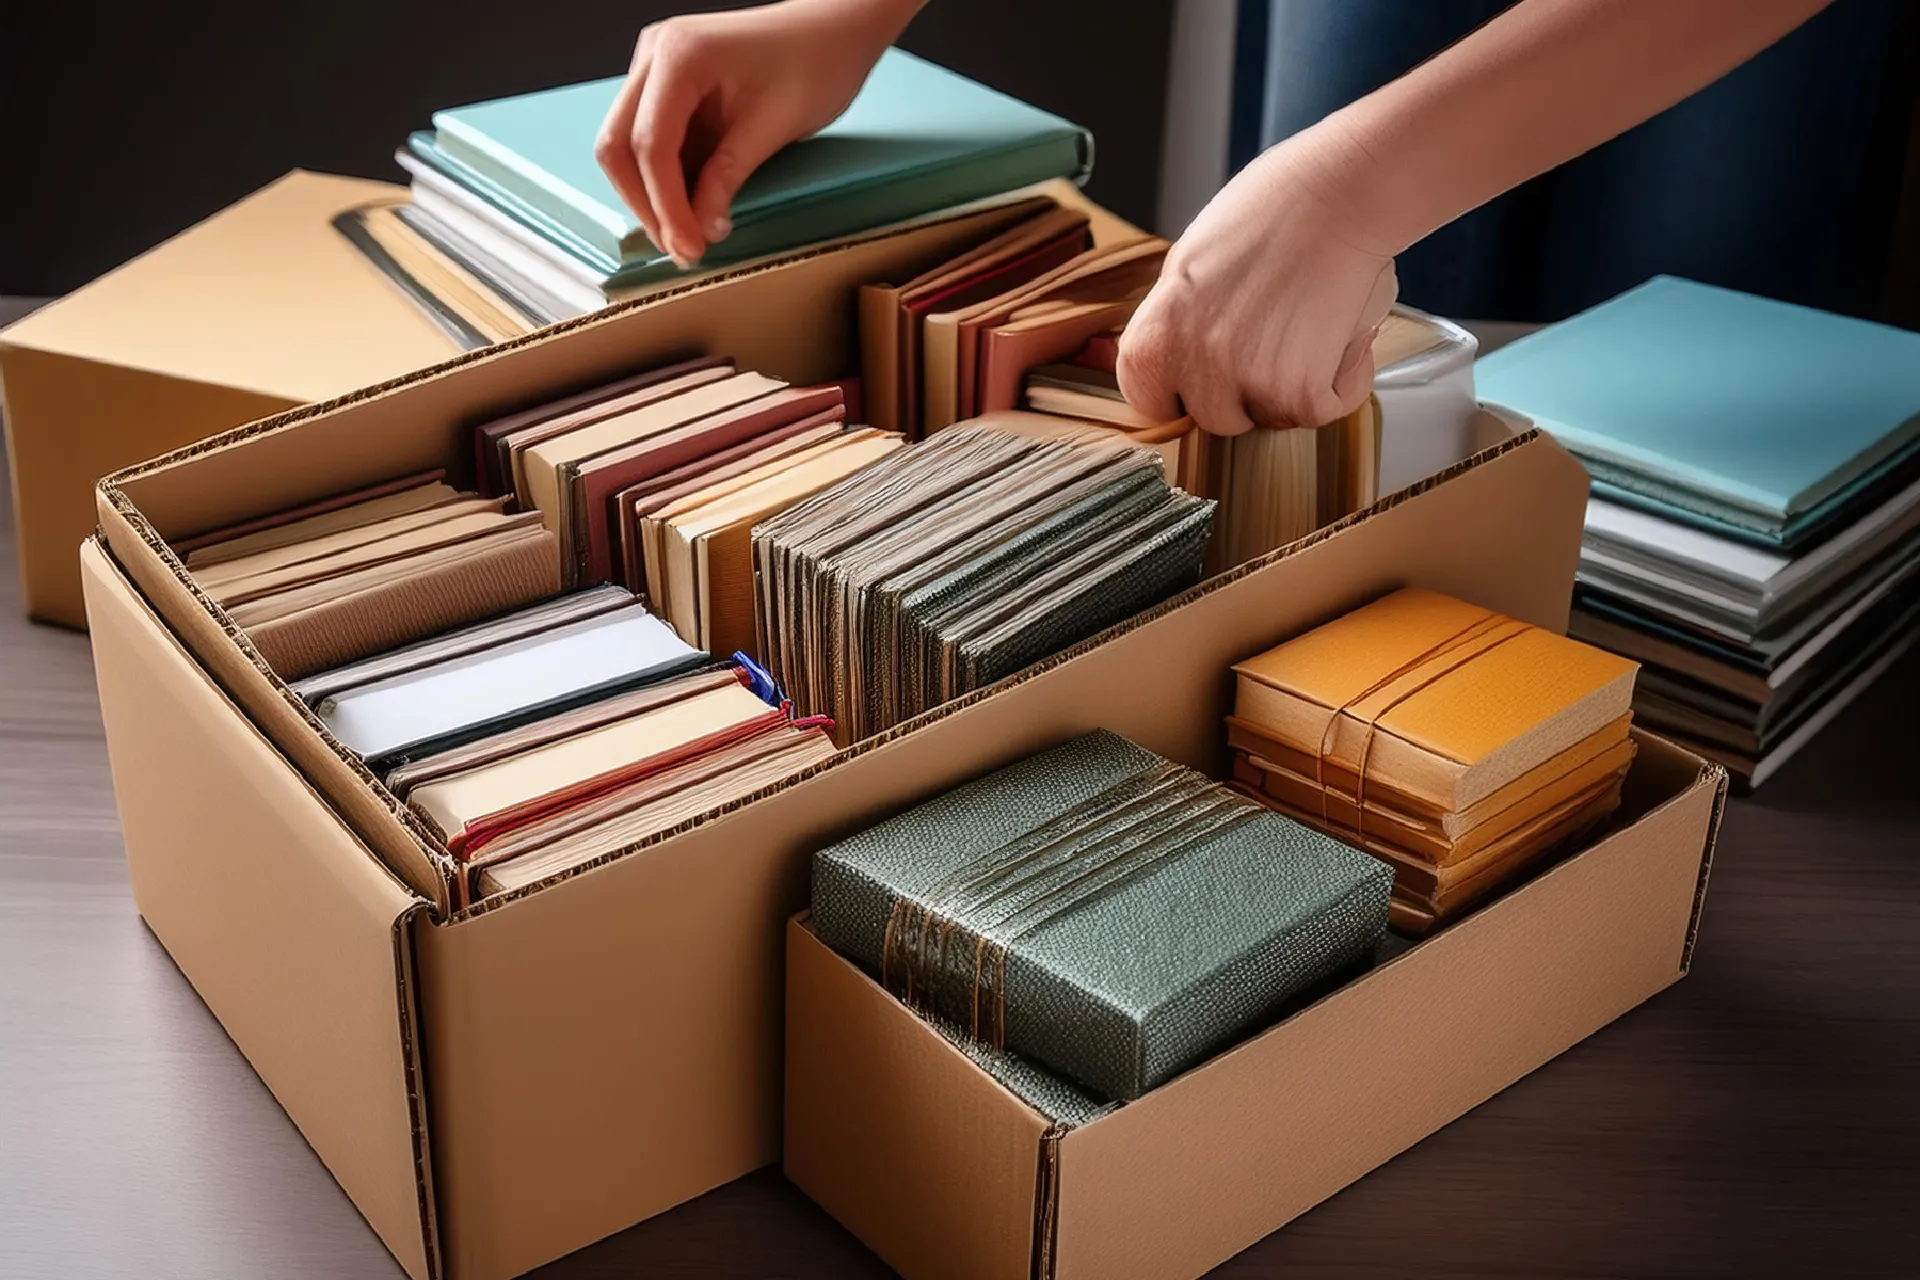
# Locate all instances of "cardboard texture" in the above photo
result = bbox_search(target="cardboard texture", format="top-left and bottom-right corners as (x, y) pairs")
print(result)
(785, 733), (1723, 1280)
(86, 184), (1599, 1279)
(2, 171), (460, 629)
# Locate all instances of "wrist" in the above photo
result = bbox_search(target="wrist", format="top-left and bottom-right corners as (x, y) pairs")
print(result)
(1252, 117), (1408, 261)
(788, 0), (925, 55)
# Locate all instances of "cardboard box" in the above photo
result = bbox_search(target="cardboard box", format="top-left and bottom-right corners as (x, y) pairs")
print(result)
(84, 183), (1640, 1278)
(2, 171), (461, 628)
(783, 725), (1722, 1280)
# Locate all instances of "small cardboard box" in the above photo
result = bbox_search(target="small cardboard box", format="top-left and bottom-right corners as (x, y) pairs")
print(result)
(783, 727), (1722, 1280)
(2, 171), (461, 629)
(81, 181), (1666, 1279)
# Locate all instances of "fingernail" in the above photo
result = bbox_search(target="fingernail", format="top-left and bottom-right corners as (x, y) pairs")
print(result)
(707, 213), (732, 243)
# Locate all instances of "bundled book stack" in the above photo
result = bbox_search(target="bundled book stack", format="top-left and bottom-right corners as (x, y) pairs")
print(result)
(341, 49), (1092, 346)
(808, 729), (1393, 1109)
(1227, 589), (1640, 934)
(1479, 276), (1920, 788)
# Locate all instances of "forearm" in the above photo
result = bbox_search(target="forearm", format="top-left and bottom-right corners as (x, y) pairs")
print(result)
(1293, 0), (1838, 255)
(802, 0), (926, 57)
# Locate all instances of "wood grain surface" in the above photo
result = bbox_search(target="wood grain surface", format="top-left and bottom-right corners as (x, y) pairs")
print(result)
(1, 303), (1914, 1278)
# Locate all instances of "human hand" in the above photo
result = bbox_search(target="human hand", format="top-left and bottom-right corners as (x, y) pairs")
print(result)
(596, 0), (923, 267)
(1117, 125), (1399, 436)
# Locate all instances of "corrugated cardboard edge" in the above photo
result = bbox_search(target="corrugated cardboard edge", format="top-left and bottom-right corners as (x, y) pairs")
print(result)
(448, 429), (1549, 923)
(1679, 762), (1730, 974)
(81, 539), (443, 1280)
(1033, 1126), (1066, 1280)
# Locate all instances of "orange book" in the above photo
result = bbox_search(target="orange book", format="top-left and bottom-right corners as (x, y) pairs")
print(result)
(1232, 588), (1638, 813)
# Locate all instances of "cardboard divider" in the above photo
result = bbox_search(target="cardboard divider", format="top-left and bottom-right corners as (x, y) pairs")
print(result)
(784, 735), (1726, 1280)
(80, 541), (439, 1280)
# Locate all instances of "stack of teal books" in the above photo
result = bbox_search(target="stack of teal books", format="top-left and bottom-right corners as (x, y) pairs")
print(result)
(1478, 276), (1920, 787)
(381, 48), (1092, 331)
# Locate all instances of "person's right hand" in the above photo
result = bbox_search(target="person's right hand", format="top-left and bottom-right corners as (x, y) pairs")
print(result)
(596, 0), (922, 267)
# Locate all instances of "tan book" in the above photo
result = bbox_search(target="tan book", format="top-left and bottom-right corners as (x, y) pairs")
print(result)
(1232, 588), (1639, 813)
(194, 495), (509, 593)
(407, 681), (775, 846)
(241, 525), (561, 679)
(206, 506), (535, 606)
(502, 363), (738, 503)
(180, 475), (457, 568)
(660, 434), (904, 656)
(469, 725), (839, 899)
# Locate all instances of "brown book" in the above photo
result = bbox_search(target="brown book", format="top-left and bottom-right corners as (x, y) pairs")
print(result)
(177, 472), (453, 565)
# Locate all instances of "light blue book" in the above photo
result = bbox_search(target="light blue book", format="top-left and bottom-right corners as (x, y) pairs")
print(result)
(426, 48), (1091, 279)
(1476, 275), (1920, 549)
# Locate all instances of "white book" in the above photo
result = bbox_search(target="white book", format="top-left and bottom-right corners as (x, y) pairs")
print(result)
(320, 608), (700, 763)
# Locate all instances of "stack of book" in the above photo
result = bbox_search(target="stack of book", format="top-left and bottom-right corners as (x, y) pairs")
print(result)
(296, 586), (834, 904)
(470, 355), (901, 658)
(1478, 276), (1920, 788)
(343, 49), (1092, 346)
(180, 471), (560, 677)
(808, 729), (1391, 1102)
(1227, 589), (1639, 935)
(754, 417), (1214, 741)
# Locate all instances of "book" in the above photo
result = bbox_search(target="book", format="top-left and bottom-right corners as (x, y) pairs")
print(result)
(754, 416), (1213, 741)
(808, 729), (1390, 1100)
(1232, 588), (1639, 813)
(1476, 275), (1920, 549)
(419, 48), (1093, 284)
(333, 201), (540, 349)
(316, 598), (707, 771)
(183, 479), (562, 678)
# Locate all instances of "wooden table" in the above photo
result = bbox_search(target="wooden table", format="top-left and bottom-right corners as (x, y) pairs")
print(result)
(2, 305), (1914, 1277)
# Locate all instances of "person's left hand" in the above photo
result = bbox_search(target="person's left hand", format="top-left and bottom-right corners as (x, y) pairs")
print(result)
(1117, 128), (1399, 435)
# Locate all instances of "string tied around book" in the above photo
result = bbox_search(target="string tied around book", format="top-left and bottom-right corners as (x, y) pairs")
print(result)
(879, 761), (1262, 1049)
(1312, 610), (1531, 841)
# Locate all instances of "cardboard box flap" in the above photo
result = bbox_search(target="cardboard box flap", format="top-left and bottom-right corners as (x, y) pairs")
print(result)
(786, 919), (1048, 1280)
(0, 171), (456, 400)
(1046, 730), (1721, 1280)
(80, 541), (440, 1280)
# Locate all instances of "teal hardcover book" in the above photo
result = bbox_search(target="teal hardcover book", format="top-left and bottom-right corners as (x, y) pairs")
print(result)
(427, 47), (1091, 277)
(1476, 276), (1920, 548)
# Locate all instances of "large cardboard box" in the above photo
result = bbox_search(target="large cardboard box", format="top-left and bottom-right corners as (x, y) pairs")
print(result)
(1, 171), (460, 629)
(82, 186), (1712, 1279)
(783, 726), (1720, 1280)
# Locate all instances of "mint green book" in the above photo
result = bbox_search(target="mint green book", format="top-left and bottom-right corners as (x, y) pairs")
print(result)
(1476, 276), (1920, 548)
(428, 47), (1091, 276)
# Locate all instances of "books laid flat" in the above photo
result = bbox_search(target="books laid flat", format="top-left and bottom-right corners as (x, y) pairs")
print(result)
(314, 593), (707, 772)
(413, 48), (1092, 286)
(808, 729), (1391, 1101)
(1230, 588), (1639, 932)
(182, 477), (561, 678)
(407, 679), (784, 856)
(334, 201), (540, 349)
(1476, 275), (1920, 550)
(754, 416), (1214, 742)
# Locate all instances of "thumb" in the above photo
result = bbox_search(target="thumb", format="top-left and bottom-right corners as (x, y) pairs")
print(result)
(1115, 311), (1184, 424)
(690, 110), (794, 248)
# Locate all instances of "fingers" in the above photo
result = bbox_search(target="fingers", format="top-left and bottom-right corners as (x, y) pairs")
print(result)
(596, 29), (661, 254)
(631, 33), (707, 266)
(689, 109), (794, 251)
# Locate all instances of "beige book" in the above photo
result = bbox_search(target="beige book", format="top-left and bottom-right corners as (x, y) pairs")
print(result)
(407, 682), (774, 843)
(355, 202), (529, 344)
(640, 430), (887, 613)
(520, 372), (785, 530)
(194, 495), (507, 592)
(182, 479), (461, 569)
(384, 667), (741, 797)
(661, 435), (903, 654)
(504, 364), (738, 502)
(210, 509), (546, 608)
(470, 727), (839, 898)
(242, 526), (561, 680)
(225, 521), (551, 627)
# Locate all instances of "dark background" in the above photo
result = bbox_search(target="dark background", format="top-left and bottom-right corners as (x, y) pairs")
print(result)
(0, 1), (1175, 296)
